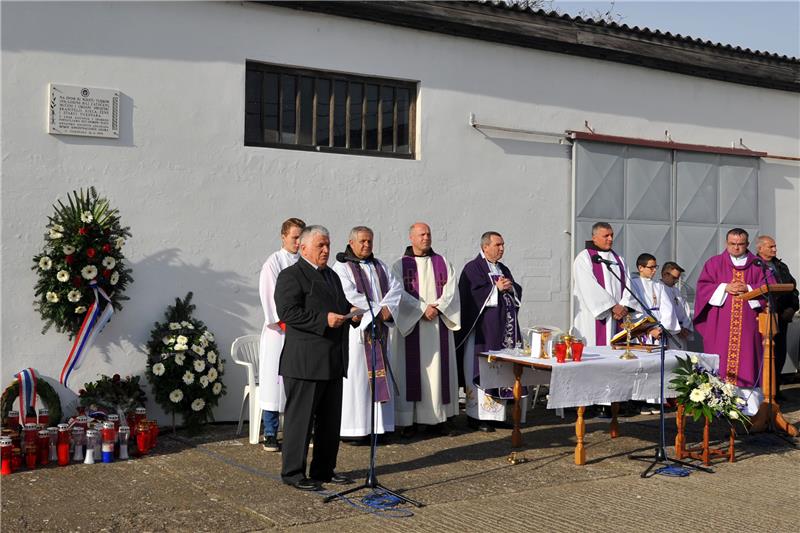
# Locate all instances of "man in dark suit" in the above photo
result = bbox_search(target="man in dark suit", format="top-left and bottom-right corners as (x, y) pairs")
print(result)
(275, 225), (360, 491)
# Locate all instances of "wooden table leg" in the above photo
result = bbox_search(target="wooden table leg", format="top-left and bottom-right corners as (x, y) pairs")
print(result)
(511, 363), (523, 448)
(702, 417), (711, 466)
(728, 427), (736, 463)
(575, 406), (586, 465)
(609, 402), (620, 438)
(675, 404), (686, 459)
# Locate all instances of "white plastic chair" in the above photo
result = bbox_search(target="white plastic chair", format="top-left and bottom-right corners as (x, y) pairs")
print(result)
(231, 335), (261, 444)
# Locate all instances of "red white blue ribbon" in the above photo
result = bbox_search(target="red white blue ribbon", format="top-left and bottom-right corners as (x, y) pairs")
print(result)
(16, 368), (38, 425)
(60, 281), (114, 388)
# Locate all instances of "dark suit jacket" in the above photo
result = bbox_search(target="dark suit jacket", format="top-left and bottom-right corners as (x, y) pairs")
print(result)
(275, 258), (352, 380)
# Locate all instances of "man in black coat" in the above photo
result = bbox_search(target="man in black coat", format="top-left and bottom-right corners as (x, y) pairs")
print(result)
(756, 235), (799, 398)
(275, 225), (360, 491)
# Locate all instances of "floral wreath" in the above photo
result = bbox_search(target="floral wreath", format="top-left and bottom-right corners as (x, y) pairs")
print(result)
(32, 187), (133, 338)
(145, 293), (226, 432)
(1, 378), (63, 425)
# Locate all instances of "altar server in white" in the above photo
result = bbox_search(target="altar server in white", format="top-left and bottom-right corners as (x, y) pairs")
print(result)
(660, 262), (694, 350)
(390, 223), (461, 437)
(333, 226), (403, 441)
(572, 222), (638, 345)
(258, 218), (305, 451)
(629, 253), (680, 341)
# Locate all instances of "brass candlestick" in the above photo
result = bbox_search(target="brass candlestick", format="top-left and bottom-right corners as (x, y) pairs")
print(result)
(562, 334), (574, 360)
(539, 329), (552, 359)
(618, 315), (638, 360)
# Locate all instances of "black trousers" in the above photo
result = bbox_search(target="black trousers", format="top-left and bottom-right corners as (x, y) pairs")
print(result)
(281, 376), (343, 484)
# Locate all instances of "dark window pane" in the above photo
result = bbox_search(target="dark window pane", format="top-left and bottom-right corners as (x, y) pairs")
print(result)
(263, 73), (279, 143)
(380, 86), (394, 152)
(316, 79), (330, 148)
(349, 83), (363, 150)
(365, 84), (379, 150)
(333, 80), (347, 148)
(298, 76), (314, 145)
(396, 88), (410, 154)
(245, 70), (262, 143)
(280, 75), (296, 144)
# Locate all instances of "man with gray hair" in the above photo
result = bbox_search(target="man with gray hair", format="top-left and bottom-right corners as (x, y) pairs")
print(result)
(333, 226), (403, 442)
(275, 225), (360, 491)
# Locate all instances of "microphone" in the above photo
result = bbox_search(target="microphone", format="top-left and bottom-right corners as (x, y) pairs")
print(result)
(592, 254), (617, 266)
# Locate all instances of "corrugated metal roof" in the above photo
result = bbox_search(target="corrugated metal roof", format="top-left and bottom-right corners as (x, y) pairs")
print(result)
(476, 0), (798, 62)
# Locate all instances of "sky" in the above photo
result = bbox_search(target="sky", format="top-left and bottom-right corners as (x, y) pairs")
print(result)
(554, 1), (800, 57)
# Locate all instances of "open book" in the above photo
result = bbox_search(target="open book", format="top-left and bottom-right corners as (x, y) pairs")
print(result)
(610, 315), (656, 345)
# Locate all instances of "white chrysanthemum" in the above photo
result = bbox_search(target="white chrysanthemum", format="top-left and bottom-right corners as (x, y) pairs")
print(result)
(722, 383), (736, 397)
(176, 335), (188, 344)
(152, 363), (166, 376)
(115, 237), (125, 250)
(174, 343), (188, 352)
(194, 359), (206, 373)
(49, 229), (63, 239)
(191, 344), (205, 356)
(191, 398), (205, 412)
(169, 322), (181, 330)
(169, 389), (184, 403)
(62, 245), (76, 255)
(728, 410), (739, 420)
(110, 271), (120, 285)
(212, 382), (222, 395)
(46, 291), (59, 303)
(74, 306), (87, 314)
(174, 353), (186, 366)
(102, 256), (116, 269)
(217, 361), (224, 372)
(57, 270), (70, 282)
(207, 367), (218, 382)
(689, 388), (707, 403)
(203, 331), (214, 342)
(161, 335), (173, 345)
(206, 351), (217, 364)
(80, 211), (94, 223)
(182, 371), (194, 385)
(81, 265), (98, 280)
(198, 336), (208, 348)
(67, 289), (81, 303)
(52, 224), (64, 232)
(39, 256), (52, 270)
(689, 355), (699, 365)
(199, 375), (209, 388)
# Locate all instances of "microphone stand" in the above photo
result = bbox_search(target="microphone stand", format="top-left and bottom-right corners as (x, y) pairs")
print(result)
(324, 259), (423, 507)
(598, 259), (712, 477)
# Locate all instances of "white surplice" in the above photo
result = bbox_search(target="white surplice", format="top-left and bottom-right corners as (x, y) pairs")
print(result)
(629, 275), (680, 339)
(258, 248), (298, 412)
(390, 255), (461, 426)
(333, 258), (403, 437)
(572, 249), (638, 345)
(663, 283), (693, 350)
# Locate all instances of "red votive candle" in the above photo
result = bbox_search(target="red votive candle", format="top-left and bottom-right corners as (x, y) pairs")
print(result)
(0, 436), (12, 475)
(38, 430), (50, 465)
(554, 342), (567, 363)
(56, 424), (70, 466)
(571, 342), (584, 362)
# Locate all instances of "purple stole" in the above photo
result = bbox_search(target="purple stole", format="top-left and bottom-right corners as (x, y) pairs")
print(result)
(401, 254), (451, 405)
(347, 261), (391, 403)
(587, 248), (626, 345)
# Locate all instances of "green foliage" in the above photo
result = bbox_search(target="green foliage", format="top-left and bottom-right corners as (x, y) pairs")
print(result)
(1, 378), (63, 425)
(78, 374), (146, 415)
(32, 187), (133, 338)
(145, 293), (226, 433)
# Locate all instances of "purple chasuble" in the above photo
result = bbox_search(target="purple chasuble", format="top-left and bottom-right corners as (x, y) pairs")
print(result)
(694, 251), (775, 388)
(455, 255), (524, 400)
(401, 253), (452, 405)
(587, 248), (626, 345)
(347, 260), (391, 403)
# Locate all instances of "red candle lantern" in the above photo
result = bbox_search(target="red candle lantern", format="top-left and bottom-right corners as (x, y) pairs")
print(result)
(136, 421), (149, 455)
(47, 427), (58, 462)
(0, 436), (12, 475)
(56, 424), (70, 466)
(37, 429), (50, 466)
(38, 408), (50, 427)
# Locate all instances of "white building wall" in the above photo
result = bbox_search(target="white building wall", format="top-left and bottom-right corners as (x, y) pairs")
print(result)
(2, 1), (798, 422)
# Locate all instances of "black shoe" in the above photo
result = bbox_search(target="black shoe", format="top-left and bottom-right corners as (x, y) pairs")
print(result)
(399, 425), (417, 439)
(262, 435), (280, 452)
(291, 478), (321, 491)
(329, 473), (353, 485)
(467, 417), (495, 433)
(430, 421), (458, 436)
(341, 436), (369, 446)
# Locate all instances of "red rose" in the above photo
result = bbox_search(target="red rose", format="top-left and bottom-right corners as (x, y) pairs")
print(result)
(72, 276), (82, 287)
(112, 374), (121, 382)
(65, 255), (75, 264)
(103, 269), (111, 278)
(86, 248), (97, 258)
(78, 227), (88, 235)
(102, 244), (112, 253)
(78, 389), (87, 396)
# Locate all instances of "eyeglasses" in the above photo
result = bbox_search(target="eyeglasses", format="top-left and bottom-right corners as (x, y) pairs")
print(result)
(642, 264), (658, 270)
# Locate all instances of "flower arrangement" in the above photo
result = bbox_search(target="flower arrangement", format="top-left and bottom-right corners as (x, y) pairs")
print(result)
(78, 374), (147, 417)
(669, 354), (749, 429)
(32, 187), (133, 337)
(145, 293), (225, 432)
(1, 377), (63, 425)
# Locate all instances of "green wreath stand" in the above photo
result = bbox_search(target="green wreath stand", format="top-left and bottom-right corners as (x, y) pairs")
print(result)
(1, 378), (63, 425)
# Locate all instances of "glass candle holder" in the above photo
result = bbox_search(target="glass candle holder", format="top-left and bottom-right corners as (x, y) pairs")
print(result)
(571, 341), (585, 362)
(118, 426), (130, 460)
(48, 427), (58, 461)
(148, 420), (159, 450)
(37, 429), (50, 466)
(554, 342), (567, 363)
(23, 423), (39, 447)
(136, 421), (149, 455)
(71, 426), (85, 462)
(1, 436), (12, 475)
(38, 408), (50, 428)
(25, 442), (38, 470)
(56, 424), (70, 466)
(12, 447), (22, 472)
(84, 430), (98, 464)
(7, 410), (20, 431)
(75, 415), (89, 431)
(101, 422), (115, 463)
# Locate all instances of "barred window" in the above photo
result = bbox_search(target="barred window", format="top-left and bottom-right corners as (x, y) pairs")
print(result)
(245, 61), (416, 158)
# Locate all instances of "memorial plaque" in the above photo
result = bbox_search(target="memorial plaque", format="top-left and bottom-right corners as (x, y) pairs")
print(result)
(48, 84), (119, 138)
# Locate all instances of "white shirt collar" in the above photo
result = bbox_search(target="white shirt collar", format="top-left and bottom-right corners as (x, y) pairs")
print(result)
(301, 256), (321, 270)
(729, 254), (748, 267)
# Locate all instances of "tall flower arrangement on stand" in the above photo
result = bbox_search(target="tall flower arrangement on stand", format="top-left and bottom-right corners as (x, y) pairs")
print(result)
(145, 293), (225, 433)
(32, 187), (132, 337)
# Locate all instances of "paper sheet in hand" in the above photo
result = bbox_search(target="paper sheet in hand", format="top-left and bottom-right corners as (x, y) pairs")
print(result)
(343, 308), (367, 320)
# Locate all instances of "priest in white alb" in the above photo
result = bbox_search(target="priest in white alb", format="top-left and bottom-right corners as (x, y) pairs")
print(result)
(390, 222), (461, 437)
(258, 217), (305, 452)
(332, 226), (403, 442)
(572, 222), (638, 345)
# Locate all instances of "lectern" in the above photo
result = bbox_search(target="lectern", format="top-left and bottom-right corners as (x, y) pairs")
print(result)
(739, 283), (798, 436)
